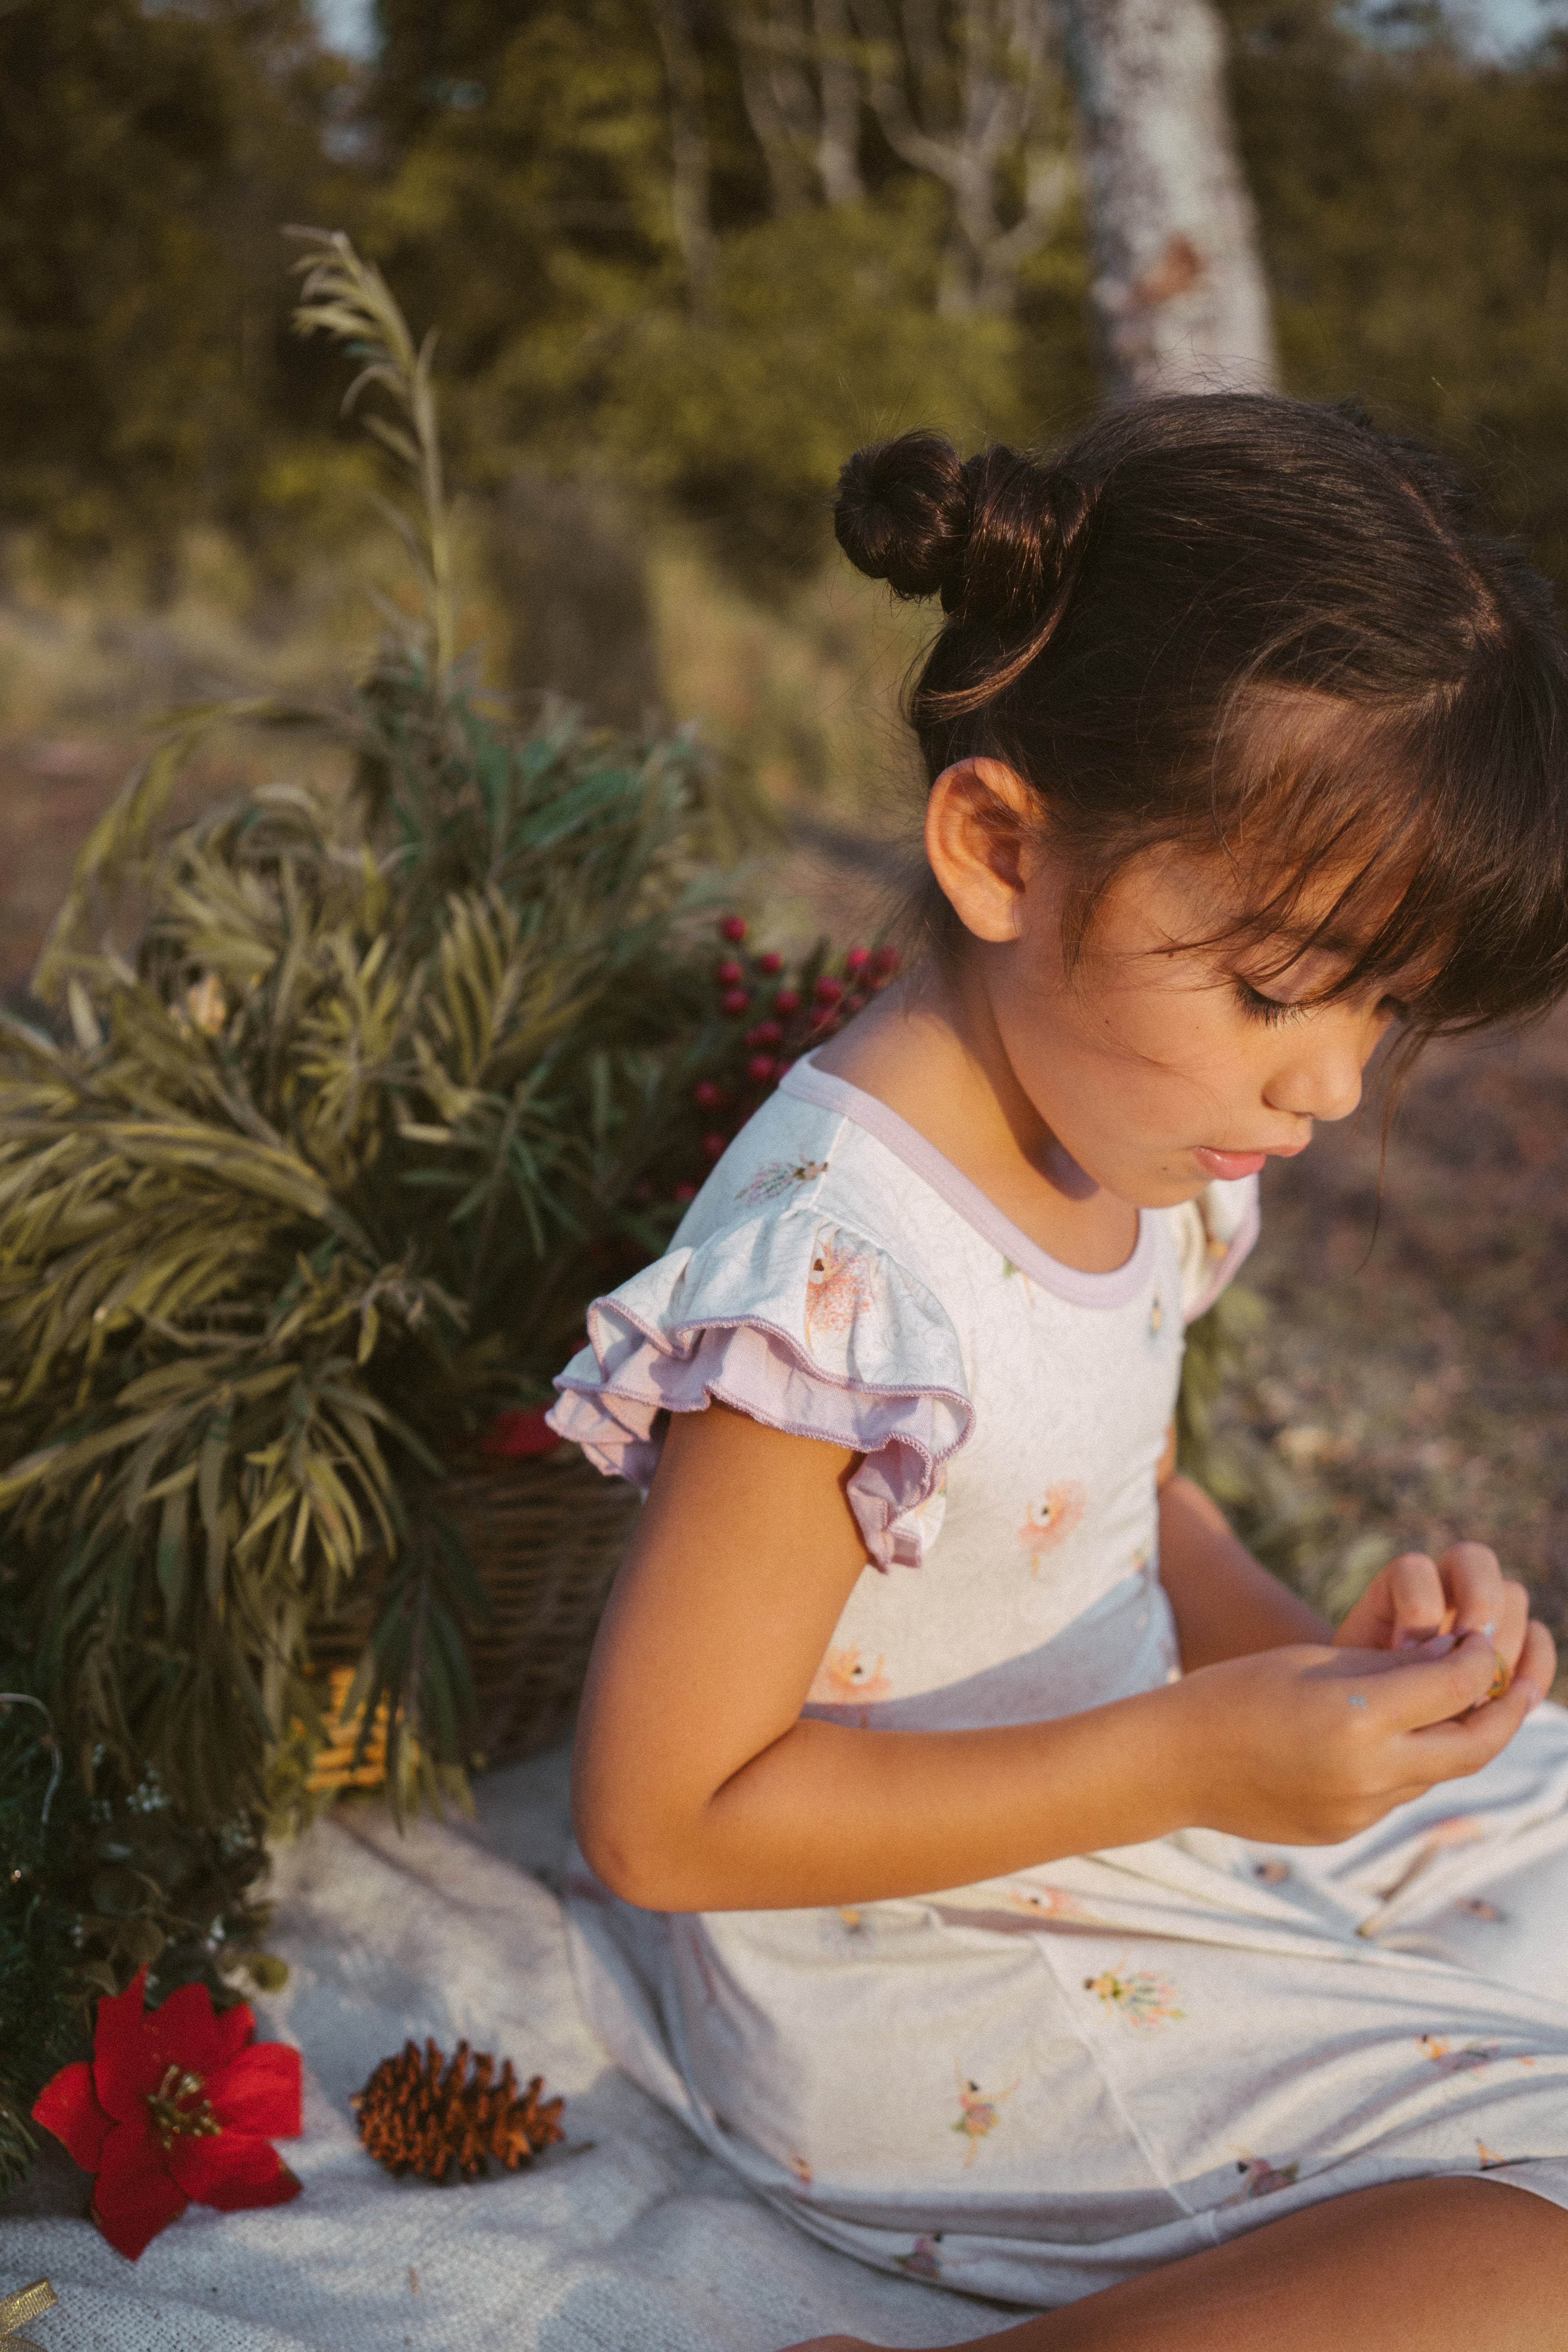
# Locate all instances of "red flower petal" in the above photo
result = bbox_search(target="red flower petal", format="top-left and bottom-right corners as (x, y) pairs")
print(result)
(145, 1982), (254, 2081)
(478, 1406), (560, 1459)
(32, 2060), (115, 2174)
(92, 1969), (159, 2122)
(93, 2123), (187, 2261)
(168, 2129), (301, 2213)
(208, 2042), (302, 2140)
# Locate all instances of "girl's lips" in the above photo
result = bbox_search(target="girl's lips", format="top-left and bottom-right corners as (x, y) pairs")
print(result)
(1193, 1140), (1308, 1180)
(1194, 1147), (1267, 1179)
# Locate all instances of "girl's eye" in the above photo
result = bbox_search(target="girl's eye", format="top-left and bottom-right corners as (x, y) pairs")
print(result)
(1234, 979), (1307, 1027)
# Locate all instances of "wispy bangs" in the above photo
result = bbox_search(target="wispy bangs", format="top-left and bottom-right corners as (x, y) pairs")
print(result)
(1173, 679), (1568, 1034)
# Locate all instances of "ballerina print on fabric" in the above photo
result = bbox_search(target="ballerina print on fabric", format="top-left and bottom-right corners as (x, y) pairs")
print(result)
(1228, 2152), (1300, 2201)
(817, 1906), (874, 1956)
(1016, 1483), (1086, 1575)
(1084, 1965), (1185, 2028)
(1418, 2036), (1500, 2074)
(951, 2068), (1021, 2167)
(804, 1238), (877, 1347)
(895, 2234), (946, 2279)
(1002, 1883), (1097, 1924)
(808, 1646), (893, 1706)
(738, 1158), (829, 1205)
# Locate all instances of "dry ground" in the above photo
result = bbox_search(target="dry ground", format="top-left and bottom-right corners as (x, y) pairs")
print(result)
(1228, 1010), (1568, 1640)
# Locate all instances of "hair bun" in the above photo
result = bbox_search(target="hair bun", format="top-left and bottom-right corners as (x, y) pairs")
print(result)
(836, 432), (1092, 635)
(833, 432), (971, 603)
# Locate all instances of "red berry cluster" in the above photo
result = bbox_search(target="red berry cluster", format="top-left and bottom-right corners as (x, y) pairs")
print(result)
(669, 916), (899, 1204)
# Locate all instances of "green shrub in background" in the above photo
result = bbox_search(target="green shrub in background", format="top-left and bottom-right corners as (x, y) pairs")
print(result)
(0, 236), (905, 2201)
(0, 236), (779, 1849)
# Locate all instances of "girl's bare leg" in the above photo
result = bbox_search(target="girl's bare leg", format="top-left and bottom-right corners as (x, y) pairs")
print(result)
(785, 2177), (1568, 2352)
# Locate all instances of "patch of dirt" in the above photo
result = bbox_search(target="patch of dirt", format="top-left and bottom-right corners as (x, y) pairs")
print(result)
(0, 733), (134, 995)
(1223, 1009), (1568, 1641)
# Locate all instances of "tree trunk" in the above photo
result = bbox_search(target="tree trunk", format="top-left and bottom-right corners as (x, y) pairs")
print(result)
(651, 0), (719, 314)
(1062, 0), (1277, 399)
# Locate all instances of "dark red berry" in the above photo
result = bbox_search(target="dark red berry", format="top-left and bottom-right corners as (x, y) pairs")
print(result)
(694, 1079), (726, 1109)
(721, 987), (750, 1015)
(747, 1054), (775, 1082)
(720, 915), (748, 942)
(873, 944), (900, 973)
(673, 1181), (698, 1203)
(757, 950), (783, 975)
(845, 946), (870, 975)
(716, 959), (744, 986)
(774, 987), (801, 1015)
(843, 991), (865, 1014)
(751, 1019), (782, 1045)
(813, 975), (844, 1004)
(702, 1132), (728, 1159)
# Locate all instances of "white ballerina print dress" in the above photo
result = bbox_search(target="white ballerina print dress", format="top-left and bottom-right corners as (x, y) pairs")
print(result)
(548, 1053), (1568, 2308)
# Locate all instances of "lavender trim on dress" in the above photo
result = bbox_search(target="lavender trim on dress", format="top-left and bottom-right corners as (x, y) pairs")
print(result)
(780, 1058), (1155, 1309)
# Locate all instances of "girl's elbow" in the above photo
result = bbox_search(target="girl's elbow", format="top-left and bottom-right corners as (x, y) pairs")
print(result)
(572, 1789), (691, 1911)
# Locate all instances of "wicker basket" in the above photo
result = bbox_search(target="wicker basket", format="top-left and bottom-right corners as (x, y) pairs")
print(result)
(306, 1444), (639, 1788)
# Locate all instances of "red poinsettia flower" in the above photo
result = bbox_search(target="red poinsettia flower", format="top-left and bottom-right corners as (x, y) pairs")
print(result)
(477, 1405), (561, 1459)
(32, 1968), (302, 2260)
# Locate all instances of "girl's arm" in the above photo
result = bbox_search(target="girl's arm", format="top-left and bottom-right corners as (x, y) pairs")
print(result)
(570, 1402), (1533, 1914)
(1156, 1466), (1331, 1665)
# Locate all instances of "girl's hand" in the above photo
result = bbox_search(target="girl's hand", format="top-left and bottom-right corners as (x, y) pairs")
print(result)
(1170, 1629), (1547, 1847)
(1335, 1541), (1549, 1688)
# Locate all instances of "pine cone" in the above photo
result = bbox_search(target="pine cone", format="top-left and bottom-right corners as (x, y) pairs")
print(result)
(351, 2038), (566, 2184)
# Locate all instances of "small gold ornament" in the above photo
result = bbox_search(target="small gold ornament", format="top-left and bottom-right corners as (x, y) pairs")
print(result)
(0, 2278), (57, 2349)
(1487, 1651), (1512, 1704)
(350, 2039), (565, 2184)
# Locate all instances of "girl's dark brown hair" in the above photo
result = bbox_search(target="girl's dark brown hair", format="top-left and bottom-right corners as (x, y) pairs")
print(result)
(833, 396), (1568, 1034)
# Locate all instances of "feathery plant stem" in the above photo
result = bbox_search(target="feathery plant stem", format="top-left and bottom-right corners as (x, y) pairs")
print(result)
(288, 227), (457, 699)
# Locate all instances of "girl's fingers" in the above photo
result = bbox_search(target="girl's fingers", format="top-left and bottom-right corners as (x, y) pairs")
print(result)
(1440, 1540), (1508, 1641)
(1384, 1550), (1450, 1648)
(1515, 1615), (1557, 1701)
(1491, 1579), (1532, 1673)
(1403, 1666), (1541, 1782)
(1378, 1629), (1510, 1729)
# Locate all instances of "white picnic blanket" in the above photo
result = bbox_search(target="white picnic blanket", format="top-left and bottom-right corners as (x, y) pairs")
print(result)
(0, 1744), (1014, 2351)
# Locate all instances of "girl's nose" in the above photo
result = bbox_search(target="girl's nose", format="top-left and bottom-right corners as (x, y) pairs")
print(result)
(1263, 1021), (1370, 1125)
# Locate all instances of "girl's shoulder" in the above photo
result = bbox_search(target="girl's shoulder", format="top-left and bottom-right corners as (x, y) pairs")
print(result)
(669, 1076), (913, 1261)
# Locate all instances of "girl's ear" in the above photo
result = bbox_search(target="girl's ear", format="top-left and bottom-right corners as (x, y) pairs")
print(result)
(924, 759), (1040, 944)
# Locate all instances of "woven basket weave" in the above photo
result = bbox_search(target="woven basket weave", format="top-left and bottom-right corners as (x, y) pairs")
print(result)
(307, 1444), (639, 1785)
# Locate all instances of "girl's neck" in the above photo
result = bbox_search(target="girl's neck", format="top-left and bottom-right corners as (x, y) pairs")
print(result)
(809, 964), (1141, 1276)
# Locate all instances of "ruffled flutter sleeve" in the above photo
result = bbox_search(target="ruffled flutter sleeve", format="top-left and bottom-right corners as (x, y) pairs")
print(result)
(1171, 1172), (1261, 1325)
(546, 1213), (973, 1572)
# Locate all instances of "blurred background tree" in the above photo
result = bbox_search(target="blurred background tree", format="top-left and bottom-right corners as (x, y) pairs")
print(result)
(1, 0), (1563, 624)
(0, 0), (366, 590)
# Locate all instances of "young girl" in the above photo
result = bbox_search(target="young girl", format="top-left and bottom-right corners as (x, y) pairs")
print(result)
(548, 395), (1568, 2350)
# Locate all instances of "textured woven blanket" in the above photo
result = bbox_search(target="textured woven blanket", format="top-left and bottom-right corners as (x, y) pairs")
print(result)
(0, 1744), (1009, 2350)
